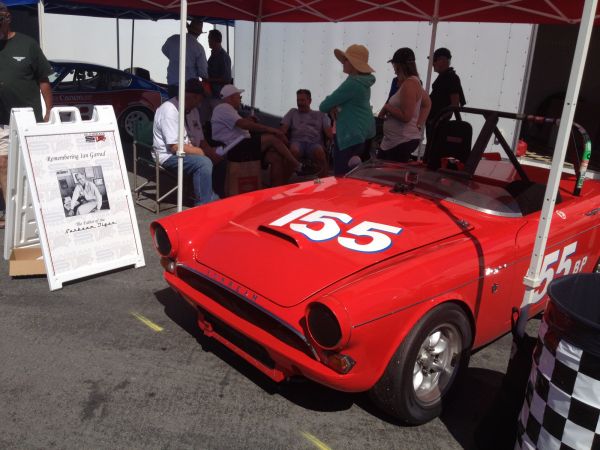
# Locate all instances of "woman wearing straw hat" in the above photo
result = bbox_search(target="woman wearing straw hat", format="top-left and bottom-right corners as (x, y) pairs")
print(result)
(319, 44), (376, 176)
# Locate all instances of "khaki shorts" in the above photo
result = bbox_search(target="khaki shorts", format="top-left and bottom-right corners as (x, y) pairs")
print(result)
(0, 125), (9, 157)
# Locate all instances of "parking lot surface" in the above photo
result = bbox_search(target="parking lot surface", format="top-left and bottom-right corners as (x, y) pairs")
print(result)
(0, 193), (539, 450)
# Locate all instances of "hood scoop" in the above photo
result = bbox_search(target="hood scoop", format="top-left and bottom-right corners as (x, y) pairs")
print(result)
(257, 224), (300, 248)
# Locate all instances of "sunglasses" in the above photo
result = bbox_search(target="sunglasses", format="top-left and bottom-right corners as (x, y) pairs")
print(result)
(0, 14), (9, 23)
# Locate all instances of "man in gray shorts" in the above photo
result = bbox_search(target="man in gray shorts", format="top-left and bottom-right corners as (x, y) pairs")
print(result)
(280, 89), (333, 178)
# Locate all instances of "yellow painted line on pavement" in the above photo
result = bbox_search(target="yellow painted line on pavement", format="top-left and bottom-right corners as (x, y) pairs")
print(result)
(301, 431), (332, 450)
(132, 312), (164, 332)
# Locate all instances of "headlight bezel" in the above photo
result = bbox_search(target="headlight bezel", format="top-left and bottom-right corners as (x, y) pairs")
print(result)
(151, 222), (177, 258)
(305, 297), (351, 351)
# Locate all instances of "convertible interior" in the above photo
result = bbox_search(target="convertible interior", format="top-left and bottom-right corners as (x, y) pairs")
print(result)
(351, 106), (592, 217)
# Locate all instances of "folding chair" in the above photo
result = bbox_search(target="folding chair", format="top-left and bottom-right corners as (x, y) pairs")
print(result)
(132, 120), (178, 213)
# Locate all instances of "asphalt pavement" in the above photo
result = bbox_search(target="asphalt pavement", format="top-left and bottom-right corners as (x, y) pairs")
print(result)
(0, 176), (540, 450)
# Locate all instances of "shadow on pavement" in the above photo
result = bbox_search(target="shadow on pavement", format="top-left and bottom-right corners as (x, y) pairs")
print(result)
(154, 287), (356, 412)
(154, 286), (507, 436)
(441, 367), (505, 449)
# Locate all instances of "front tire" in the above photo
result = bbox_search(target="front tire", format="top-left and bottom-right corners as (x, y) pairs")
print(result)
(370, 303), (472, 424)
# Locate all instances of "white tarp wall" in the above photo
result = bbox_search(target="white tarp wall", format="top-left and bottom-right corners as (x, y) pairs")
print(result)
(41, 14), (234, 84)
(234, 20), (533, 152)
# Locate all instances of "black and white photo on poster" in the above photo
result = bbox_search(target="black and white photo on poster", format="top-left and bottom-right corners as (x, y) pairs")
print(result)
(56, 166), (110, 217)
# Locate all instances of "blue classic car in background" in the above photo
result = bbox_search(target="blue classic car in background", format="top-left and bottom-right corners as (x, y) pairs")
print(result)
(49, 60), (169, 138)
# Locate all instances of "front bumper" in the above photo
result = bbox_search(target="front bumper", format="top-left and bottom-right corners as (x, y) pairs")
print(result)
(164, 266), (372, 392)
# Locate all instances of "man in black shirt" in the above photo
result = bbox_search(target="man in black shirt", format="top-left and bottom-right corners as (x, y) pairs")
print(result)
(207, 29), (232, 100)
(0, 1), (53, 228)
(428, 47), (466, 127)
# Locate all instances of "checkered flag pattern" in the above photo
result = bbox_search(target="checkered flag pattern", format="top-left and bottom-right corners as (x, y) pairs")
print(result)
(515, 317), (600, 450)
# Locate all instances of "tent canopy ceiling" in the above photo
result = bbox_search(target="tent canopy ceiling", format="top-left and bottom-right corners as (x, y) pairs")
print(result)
(17, 0), (599, 24)
(4, 0), (233, 23)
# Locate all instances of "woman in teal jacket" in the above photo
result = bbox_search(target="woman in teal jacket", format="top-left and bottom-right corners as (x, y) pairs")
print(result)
(320, 44), (376, 175)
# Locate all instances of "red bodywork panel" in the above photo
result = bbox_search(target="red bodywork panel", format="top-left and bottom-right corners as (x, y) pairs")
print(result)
(152, 164), (600, 392)
(53, 89), (162, 121)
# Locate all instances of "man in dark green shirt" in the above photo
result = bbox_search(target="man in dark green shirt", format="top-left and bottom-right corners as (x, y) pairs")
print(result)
(0, 1), (53, 228)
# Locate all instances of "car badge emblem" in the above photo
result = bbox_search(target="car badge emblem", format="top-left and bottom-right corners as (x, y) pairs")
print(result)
(84, 133), (106, 143)
(13, 56), (25, 62)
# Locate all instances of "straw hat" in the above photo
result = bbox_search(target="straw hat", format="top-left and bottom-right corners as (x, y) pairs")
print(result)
(334, 44), (375, 74)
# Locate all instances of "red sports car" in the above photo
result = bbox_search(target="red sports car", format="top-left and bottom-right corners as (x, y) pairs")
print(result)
(151, 108), (600, 424)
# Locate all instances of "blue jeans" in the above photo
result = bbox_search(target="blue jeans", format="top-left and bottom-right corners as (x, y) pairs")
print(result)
(333, 141), (367, 176)
(162, 154), (218, 206)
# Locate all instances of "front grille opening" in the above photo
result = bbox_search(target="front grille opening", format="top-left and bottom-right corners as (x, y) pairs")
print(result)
(178, 266), (315, 359)
(200, 308), (275, 369)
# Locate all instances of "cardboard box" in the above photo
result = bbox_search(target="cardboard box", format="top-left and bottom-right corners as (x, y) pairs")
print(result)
(226, 161), (262, 196)
(9, 246), (46, 276)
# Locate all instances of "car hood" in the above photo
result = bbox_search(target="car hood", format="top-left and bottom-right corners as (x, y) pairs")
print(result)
(191, 178), (470, 307)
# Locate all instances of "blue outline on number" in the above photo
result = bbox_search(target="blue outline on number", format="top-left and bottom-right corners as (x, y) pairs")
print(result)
(299, 217), (354, 242)
(338, 227), (403, 253)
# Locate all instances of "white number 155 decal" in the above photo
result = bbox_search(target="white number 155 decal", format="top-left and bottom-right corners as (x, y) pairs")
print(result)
(269, 208), (402, 253)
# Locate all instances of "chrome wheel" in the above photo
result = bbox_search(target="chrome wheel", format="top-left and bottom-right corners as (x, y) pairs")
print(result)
(412, 323), (461, 404)
(122, 108), (151, 138)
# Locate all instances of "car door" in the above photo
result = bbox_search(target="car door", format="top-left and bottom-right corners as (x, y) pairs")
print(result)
(512, 190), (600, 318)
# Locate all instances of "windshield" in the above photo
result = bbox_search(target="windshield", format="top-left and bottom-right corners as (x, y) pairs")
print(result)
(348, 160), (523, 217)
(48, 68), (64, 84)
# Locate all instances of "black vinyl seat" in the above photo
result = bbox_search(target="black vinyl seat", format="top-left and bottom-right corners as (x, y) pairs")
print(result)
(426, 120), (473, 170)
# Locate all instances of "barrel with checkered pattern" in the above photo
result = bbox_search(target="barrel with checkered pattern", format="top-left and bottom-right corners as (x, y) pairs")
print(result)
(516, 273), (600, 450)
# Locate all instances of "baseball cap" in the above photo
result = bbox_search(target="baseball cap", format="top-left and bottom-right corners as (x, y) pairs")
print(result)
(220, 84), (245, 99)
(184, 78), (205, 95)
(433, 48), (452, 60)
(388, 47), (416, 64)
(0, 2), (8, 13)
(187, 17), (205, 33)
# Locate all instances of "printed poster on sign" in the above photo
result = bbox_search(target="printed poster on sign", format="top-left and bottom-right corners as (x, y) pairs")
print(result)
(25, 131), (140, 277)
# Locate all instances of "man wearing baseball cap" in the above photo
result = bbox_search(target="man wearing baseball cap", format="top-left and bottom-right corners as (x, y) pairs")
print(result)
(153, 78), (219, 206)
(0, 1), (53, 228)
(428, 47), (466, 125)
(162, 17), (208, 98)
(211, 84), (302, 186)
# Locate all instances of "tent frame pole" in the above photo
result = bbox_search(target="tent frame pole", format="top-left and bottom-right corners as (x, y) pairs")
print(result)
(250, 0), (263, 112)
(116, 18), (120, 70)
(177, 1), (188, 212)
(130, 19), (135, 73)
(424, 0), (439, 93)
(516, 0), (598, 336)
(37, 0), (45, 51)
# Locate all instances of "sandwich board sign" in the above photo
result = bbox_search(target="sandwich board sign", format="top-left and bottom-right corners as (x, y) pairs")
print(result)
(3, 106), (145, 290)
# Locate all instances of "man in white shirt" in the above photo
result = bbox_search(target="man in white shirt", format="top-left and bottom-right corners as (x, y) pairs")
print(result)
(153, 79), (219, 206)
(211, 84), (302, 186)
(161, 18), (208, 98)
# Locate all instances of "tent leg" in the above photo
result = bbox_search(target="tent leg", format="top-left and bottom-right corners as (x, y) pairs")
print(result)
(517, 0), (598, 337)
(177, 1), (188, 213)
(250, 0), (263, 112)
(116, 18), (120, 70)
(130, 19), (135, 73)
(424, 0), (439, 93)
(37, 0), (45, 51)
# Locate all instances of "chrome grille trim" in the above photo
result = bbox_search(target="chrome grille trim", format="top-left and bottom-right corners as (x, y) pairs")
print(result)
(177, 264), (319, 360)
